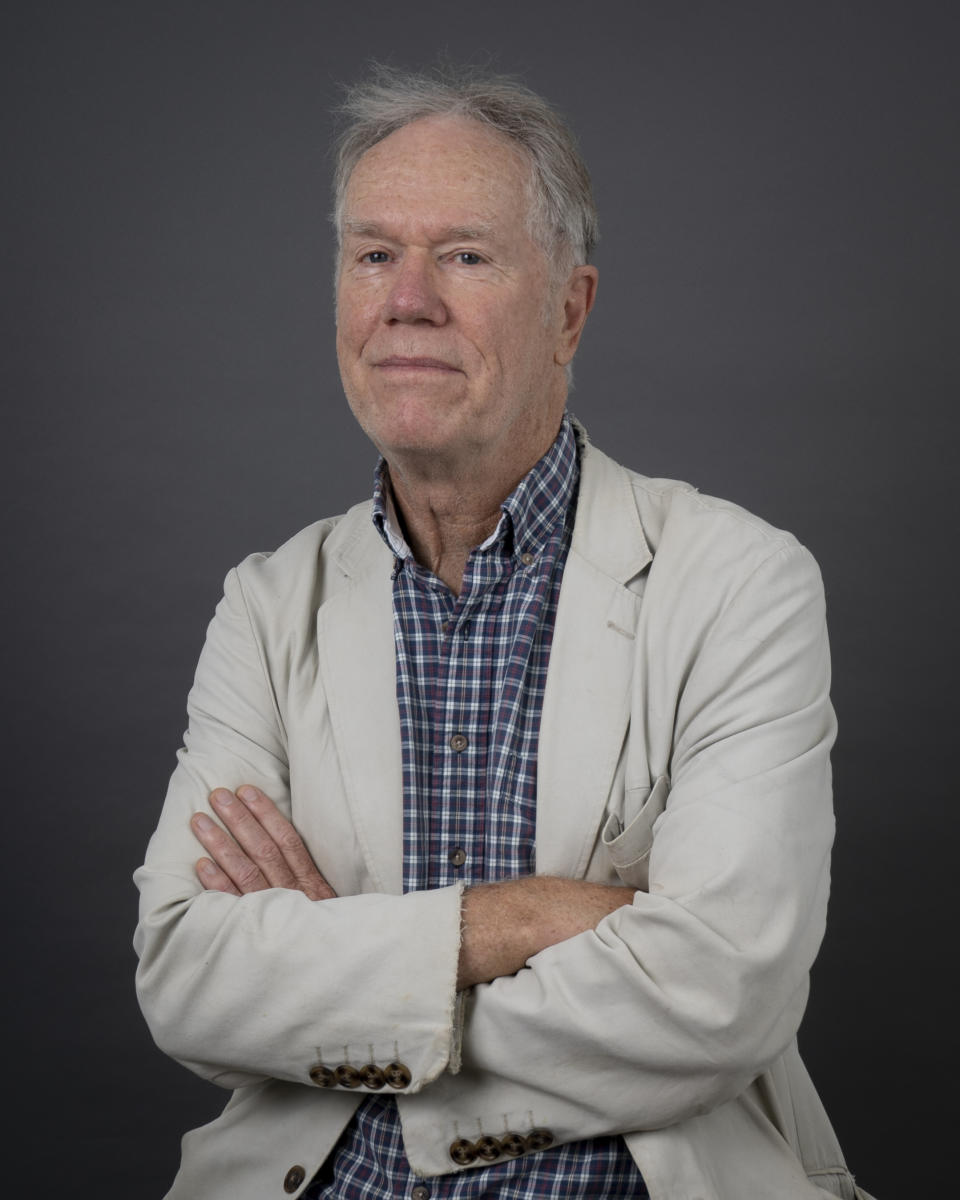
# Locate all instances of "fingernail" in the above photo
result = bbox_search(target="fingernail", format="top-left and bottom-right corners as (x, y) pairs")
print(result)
(198, 859), (216, 877)
(213, 791), (234, 807)
(237, 786), (258, 804)
(193, 814), (214, 831)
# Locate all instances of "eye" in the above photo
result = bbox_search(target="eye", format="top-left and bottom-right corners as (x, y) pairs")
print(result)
(452, 251), (483, 266)
(360, 250), (391, 264)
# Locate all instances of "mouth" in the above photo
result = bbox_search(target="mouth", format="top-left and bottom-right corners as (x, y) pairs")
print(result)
(374, 356), (461, 373)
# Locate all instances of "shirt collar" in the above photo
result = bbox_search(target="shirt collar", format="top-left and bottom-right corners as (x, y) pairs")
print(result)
(371, 413), (579, 563)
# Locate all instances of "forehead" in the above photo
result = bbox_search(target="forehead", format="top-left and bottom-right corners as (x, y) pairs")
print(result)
(342, 115), (534, 235)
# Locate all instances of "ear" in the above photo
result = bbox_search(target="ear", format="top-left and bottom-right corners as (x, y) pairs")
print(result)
(554, 266), (599, 366)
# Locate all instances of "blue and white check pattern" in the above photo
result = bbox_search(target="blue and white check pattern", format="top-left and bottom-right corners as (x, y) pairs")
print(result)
(307, 417), (647, 1199)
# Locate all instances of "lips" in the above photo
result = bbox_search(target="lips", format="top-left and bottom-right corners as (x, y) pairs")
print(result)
(374, 356), (461, 372)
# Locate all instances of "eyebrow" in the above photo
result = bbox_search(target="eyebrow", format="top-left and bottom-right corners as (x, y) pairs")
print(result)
(341, 219), (497, 243)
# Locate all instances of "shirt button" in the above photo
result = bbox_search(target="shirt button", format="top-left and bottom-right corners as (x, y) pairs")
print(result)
(449, 733), (468, 752)
(443, 620), (455, 635)
(520, 551), (536, 567)
(411, 1188), (431, 1200)
(449, 847), (467, 867)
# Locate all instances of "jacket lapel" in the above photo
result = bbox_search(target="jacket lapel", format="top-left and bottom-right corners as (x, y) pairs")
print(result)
(316, 508), (405, 894)
(536, 442), (652, 876)
(316, 440), (653, 892)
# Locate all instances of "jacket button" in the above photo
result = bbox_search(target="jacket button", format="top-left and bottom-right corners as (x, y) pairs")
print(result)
(359, 1063), (386, 1089)
(309, 1064), (335, 1088)
(525, 1127), (554, 1152)
(384, 1061), (412, 1089)
(283, 1164), (306, 1193)
(334, 1064), (362, 1088)
(411, 1188), (431, 1200)
(449, 733), (468, 752)
(500, 1132), (526, 1156)
(448, 847), (467, 867)
(475, 1134), (501, 1161)
(449, 1137), (477, 1165)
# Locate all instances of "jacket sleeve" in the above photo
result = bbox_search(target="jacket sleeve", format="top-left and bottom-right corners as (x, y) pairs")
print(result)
(398, 540), (836, 1169)
(133, 563), (463, 1092)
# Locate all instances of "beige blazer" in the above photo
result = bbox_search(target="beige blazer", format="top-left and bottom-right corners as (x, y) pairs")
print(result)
(135, 437), (873, 1200)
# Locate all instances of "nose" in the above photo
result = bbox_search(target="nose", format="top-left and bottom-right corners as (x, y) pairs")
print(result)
(382, 251), (447, 325)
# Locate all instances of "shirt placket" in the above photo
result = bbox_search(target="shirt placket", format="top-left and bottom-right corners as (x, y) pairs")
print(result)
(428, 552), (505, 889)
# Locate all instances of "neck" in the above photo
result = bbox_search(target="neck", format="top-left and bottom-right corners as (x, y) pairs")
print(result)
(386, 419), (563, 594)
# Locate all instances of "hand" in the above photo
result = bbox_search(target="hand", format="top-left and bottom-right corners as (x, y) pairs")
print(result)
(191, 785), (336, 901)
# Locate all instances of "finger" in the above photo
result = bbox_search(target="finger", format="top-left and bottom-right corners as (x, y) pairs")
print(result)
(237, 786), (337, 900)
(195, 856), (242, 896)
(208, 788), (299, 890)
(191, 810), (271, 893)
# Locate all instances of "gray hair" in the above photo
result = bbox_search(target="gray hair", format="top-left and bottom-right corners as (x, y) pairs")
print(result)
(332, 64), (599, 274)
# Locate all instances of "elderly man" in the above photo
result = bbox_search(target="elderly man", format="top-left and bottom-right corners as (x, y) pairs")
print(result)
(135, 67), (872, 1200)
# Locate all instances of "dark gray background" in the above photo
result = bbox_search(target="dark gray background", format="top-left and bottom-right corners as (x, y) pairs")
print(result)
(4, 1), (956, 1194)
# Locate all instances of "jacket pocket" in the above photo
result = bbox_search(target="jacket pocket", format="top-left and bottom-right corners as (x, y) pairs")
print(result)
(600, 775), (670, 890)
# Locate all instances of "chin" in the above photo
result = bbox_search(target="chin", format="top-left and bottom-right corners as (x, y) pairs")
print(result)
(356, 393), (474, 456)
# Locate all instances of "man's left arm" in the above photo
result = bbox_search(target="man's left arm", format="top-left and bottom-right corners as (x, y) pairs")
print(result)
(402, 538), (835, 1160)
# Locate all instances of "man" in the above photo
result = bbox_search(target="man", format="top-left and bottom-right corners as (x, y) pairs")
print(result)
(135, 67), (872, 1200)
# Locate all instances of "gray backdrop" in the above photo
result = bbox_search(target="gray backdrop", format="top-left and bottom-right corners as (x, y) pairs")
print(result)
(4, 1), (956, 1194)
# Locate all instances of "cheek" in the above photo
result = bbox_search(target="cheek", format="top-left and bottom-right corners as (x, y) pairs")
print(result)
(334, 327), (366, 405)
(334, 323), (351, 369)
(335, 283), (377, 346)
(494, 309), (552, 376)
(335, 296), (356, 338)
(336, 319), (373, 376)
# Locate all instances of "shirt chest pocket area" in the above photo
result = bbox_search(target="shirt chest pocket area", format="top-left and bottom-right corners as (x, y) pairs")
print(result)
(600, 775), (671, 891)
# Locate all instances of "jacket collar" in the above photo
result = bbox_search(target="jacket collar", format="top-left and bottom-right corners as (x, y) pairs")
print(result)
(327, 425), (652, 586)
(570, 421), (652, 583)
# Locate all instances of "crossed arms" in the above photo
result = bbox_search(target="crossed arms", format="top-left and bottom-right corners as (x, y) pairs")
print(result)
(191, 785), (634, 990)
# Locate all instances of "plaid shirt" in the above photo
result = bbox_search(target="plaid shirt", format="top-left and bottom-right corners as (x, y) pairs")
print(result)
(307, 417), (648, 1198)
